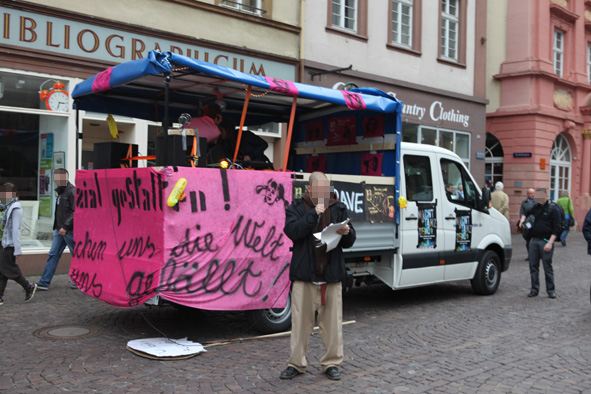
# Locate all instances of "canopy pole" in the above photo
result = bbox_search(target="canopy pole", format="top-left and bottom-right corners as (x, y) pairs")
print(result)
(158, 73), (171, 166)
(75, 100), (80, 171)
(282, 96), (298, 172)
(233, 85), (251, 165)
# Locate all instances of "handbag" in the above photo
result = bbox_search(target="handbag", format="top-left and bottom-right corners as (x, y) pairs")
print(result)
(568, 198), (575, 227)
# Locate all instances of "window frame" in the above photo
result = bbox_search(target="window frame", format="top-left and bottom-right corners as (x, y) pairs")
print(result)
(553, 28), (564, 77)
(440, 158), (478, 209)
(403, 154), (434, 202)
(332, 0), (358, 32)
(437, 0), (466, 67)
(326, 0), (368, 40)
(388, 0), (422, 55)
(219, 0), (265, 17)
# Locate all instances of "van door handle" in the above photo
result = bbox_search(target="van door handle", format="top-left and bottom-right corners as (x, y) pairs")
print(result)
(405, 216), (418, 221)
(445, 216), (456, 220)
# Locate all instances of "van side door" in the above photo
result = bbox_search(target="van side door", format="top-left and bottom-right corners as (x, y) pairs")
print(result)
(438, 157), (485, 280)
(399, 153), (445, 286)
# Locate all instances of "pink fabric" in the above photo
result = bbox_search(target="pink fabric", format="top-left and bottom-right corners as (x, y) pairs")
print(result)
(72, 167), (293, 311)
(341, 91), (366, 110)
(188, 116), (221, 144)
(264, 77), (299, 96)
(91, 67), (114, 93)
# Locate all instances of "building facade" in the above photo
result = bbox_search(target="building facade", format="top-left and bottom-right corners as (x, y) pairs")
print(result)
(486, 0), (591, 230)
(299, 0), (488, 178)
(0, 0), (300, 264)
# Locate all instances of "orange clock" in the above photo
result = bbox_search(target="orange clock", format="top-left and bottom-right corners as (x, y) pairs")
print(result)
(39, 81), (69, 111)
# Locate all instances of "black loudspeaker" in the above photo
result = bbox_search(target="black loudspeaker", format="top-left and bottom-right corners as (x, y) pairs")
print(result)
(156, 135), (208, 167)
(93, 142), (138, 169)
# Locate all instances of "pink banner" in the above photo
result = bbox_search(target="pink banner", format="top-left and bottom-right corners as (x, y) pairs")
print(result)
(72, 168), (293, 311)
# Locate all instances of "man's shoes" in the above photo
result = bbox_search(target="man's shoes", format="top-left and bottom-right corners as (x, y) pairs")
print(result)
(561, 240), (566, 246)
(36, 284), (48, 291)
(325, 366), (341, 381)
(524, 257), (529, 261)
(527, 291), (538, 298)
(25, 283), (37, 303)
(280, 366), (302, 380)
(548, 291), (557, 299)
(0, 297), (4, 305)
(70, 284), (78, 289)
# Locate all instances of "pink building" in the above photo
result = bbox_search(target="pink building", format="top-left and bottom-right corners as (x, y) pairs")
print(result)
(487, 0), (591, 230)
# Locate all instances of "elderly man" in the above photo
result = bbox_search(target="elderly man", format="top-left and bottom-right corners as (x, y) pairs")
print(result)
(491, 182), (510, 221)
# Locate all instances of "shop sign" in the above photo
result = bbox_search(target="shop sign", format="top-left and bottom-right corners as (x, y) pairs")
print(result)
(401, 100), (470, 128)
(0, 6), (295, 80)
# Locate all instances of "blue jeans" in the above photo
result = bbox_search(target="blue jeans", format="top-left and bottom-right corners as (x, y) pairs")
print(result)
(560, 228), (569, 244)
(38, 229), (75, 287)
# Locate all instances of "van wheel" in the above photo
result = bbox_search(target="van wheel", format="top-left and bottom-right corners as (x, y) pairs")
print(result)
(471, 250), (501, 295)
(246, 293), (292, 334)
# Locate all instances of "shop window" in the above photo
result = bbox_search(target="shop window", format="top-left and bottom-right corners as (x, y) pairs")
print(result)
(0, 73), (69, 111)
(326, 0), (368, 39)
(402, 122), (419, 142)
(438, 0), (466, 66)
(416, 126), (470, 168)
(553, 29), (564, 77)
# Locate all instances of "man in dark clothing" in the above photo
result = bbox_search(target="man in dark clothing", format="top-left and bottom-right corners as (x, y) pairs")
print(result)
(583, 208), (591, 256)
(280, 172), (356, 381)
(519, 188), (561, 298)
(37, 169), (75, 290)
(520, 188), (537, 260)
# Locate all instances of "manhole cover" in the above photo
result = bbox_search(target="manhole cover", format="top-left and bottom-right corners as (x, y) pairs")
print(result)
(33, 325), (103, 341)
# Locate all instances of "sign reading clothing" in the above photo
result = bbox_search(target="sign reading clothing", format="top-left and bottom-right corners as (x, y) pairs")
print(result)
(71, 167), (293, 311)
(0, 6), (295, 80)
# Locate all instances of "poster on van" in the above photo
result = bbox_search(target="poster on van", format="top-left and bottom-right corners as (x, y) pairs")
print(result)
(455, 210), (472, 251)
(417, 203), (437, 248)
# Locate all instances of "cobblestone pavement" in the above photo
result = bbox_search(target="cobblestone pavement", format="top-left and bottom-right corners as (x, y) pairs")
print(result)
(2, 234), (591, 393)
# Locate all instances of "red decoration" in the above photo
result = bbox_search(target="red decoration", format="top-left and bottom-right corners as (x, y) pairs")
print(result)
(363, 116), (384, 138)
(327, 116), (357, 146)
(306, 155), (326, 173)
(305, 120), (324, 142)
(361, 153), (383, 176)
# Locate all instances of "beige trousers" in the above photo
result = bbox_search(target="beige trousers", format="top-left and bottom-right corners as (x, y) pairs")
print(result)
(287, 281), (343, 373)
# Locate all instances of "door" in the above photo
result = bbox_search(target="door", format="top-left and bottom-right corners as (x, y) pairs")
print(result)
(438, 157), (485, 280)
(399, 153), (445, 286)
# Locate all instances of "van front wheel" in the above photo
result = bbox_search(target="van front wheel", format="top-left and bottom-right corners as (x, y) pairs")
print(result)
(471, 250), (501, 295)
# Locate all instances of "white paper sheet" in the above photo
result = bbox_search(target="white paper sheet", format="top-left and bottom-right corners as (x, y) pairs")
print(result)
(127, 337), (206, 358)
(314, 219), (350, 252)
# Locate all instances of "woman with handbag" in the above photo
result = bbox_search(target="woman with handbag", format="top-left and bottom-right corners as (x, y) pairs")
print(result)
(557, 191), (575, 247)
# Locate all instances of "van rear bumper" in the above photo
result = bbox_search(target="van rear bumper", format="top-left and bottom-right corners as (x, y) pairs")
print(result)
(502, 246), (512, 271)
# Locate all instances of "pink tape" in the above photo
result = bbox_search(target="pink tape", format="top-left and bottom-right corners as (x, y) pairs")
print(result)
(92, 67), (114, 93)
(341, 91), (366, 110)
(264, 77), (299, 96)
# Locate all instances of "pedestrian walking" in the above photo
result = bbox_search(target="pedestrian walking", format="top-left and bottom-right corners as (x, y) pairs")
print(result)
(583, 207), (591, 255)
(491, 181), (510, 221)
(520, 188), (537, 260)
(0, 183), (37, 305)
(280, 172), (356, 381)
(37, 168), (76, 291)
(556, 191), (575, 246)
(519, 188), (562, 298)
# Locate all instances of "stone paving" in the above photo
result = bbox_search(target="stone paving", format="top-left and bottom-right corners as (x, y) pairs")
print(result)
(2, 233), (591, 393)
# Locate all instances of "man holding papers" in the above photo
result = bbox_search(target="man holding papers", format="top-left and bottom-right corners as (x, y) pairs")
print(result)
(280, 172), (356, 381)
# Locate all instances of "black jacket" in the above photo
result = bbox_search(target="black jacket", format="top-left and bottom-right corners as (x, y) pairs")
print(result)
(583, 208), (591, 255)
(284, 198), (356, 283)
(525, 201), (562, 240)
(53, 182), (75, 231)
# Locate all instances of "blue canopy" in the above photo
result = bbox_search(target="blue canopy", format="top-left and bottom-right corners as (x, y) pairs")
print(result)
(72, 51), (402, 125)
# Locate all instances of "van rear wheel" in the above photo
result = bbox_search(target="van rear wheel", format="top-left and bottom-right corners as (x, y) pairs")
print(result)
(471, 250), (501, 295)
(246, 293), (292, 334)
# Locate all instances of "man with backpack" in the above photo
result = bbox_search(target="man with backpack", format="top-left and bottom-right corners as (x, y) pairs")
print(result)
(518, 188), (562, 298)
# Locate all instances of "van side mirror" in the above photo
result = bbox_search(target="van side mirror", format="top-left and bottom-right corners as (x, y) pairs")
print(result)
(479, 187), (491, 210)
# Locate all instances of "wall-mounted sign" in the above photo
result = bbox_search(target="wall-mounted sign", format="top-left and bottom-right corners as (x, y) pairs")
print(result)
(513, 152), (532, 158)
(475, 151), (485, 159)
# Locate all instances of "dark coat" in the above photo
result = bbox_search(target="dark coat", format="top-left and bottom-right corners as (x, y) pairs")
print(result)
(583, 208), (591, 255)
(53, 182), (75, 231)
(284, 198), (356, 283)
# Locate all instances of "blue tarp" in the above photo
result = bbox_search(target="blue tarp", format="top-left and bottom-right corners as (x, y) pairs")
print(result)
(72, 51), (402, 123)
